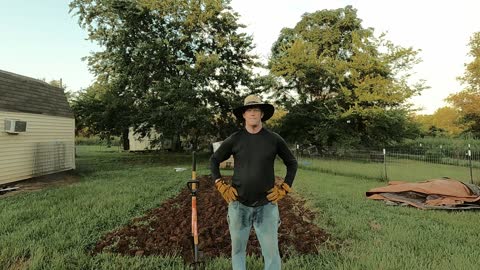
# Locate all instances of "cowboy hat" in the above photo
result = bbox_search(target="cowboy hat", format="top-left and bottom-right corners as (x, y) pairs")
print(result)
(233, 95), (275, 121)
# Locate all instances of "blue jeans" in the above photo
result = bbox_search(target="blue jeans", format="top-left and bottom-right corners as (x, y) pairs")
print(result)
(227, 201), (281, 270)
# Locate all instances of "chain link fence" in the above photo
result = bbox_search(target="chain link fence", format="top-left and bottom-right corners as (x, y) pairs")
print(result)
(292, 144), (480, 184)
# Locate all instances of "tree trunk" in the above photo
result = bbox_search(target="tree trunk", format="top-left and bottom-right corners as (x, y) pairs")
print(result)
(122, 128), (130, 151)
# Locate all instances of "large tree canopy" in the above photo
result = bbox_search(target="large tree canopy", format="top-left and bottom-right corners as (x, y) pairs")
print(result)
(447, 32), (480, 137)
(69, 0), (257, 149)
(458, 32), (480, 91)
(269, 6), (426, 148)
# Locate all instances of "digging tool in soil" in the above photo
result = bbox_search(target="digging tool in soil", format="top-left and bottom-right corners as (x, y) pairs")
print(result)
(186, 151), (204, 269)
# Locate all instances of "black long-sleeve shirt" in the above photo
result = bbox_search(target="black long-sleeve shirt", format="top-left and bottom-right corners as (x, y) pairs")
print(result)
(210, 128), (298, 207)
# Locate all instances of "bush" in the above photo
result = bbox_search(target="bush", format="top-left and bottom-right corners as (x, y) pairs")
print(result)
(395, 137), (480, 152)
(75, 136), (121, 146)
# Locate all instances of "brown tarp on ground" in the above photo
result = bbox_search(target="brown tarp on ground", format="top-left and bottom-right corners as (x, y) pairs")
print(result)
(366, 179), (480, 210)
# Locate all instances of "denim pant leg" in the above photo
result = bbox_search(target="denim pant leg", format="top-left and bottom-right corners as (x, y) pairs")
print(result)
(253, 203), (281, 270)
(228, 201), (253, 270)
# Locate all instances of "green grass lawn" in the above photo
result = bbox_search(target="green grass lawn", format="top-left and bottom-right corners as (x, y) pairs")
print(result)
(298, 156), (480, 183)
(293, 170), (480, 269)
(1, 146), (479, 269)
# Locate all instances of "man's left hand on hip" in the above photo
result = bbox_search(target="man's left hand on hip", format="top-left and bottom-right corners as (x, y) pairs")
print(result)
(267, 182), (292, 203)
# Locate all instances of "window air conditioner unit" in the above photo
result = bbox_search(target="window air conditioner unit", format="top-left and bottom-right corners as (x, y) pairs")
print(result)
(4, 119), (27, 134)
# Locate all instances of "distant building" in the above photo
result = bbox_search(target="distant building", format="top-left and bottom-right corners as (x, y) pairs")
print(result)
(128, 127), (172, 151)
(0, 70), (75, 185)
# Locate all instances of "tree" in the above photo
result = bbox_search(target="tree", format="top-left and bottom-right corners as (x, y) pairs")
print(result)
(48, 79), (76, 105)
(70, 82), (133, 148)
(447, 90), (480, 137)
(69, 0), (257, 150)
(268, 6), (425, 148)
(458, 32), (480, 91)
(413, 107), (465, 137)
(45, 79), (82, 137)
(447, 32), (480, 137)
(47, 79), (64, 89)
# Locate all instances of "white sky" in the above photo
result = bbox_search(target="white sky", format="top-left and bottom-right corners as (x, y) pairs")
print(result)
(230, 0), (480, 114)
(0, 0), (478, 114)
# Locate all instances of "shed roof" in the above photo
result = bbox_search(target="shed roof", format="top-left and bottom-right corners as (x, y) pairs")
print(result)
(0, 69), (74, 118)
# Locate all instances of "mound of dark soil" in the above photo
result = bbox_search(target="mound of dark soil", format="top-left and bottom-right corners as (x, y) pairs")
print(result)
(93, 175), (329, 263)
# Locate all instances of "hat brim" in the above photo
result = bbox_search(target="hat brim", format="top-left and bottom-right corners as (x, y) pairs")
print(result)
(233, 103), (275, 122)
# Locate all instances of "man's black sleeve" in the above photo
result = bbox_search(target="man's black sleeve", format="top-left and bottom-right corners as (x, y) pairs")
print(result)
(210, 135), (235, 181)
(276, 135), (298, 187)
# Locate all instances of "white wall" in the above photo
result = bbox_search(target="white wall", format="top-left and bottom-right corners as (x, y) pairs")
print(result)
(0, 111), (75, 185)
(128, 127), (172, 151)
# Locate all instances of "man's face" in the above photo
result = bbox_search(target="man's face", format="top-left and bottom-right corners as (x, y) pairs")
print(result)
(243, 107), (263, 127)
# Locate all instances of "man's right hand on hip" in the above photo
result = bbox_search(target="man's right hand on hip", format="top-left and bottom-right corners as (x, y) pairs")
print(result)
(215, 179), (238, 203)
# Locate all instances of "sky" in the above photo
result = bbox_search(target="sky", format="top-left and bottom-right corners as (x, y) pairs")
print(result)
(0, 0), (478, 114)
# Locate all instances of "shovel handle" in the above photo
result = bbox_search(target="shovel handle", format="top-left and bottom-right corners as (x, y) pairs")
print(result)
(188, 151), (199, 192)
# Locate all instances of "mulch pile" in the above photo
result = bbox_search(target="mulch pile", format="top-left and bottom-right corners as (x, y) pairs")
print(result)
(93, 175), (329, 263)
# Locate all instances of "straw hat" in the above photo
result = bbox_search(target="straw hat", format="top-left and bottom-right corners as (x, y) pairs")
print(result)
(233, 95), (275, 121)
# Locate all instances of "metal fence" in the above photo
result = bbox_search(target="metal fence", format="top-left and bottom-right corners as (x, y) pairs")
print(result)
(293, 145), (480, 184)
(74, 141), (480, 184)
(33, 141), (75, 177)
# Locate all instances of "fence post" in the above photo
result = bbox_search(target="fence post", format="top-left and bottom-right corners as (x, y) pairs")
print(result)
(439, 145), (443, 165)
(383, 148), (388, 181)
(468, 144), (473, 184)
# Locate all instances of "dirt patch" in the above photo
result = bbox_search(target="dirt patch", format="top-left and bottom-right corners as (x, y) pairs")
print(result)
(93, 175), (329, 263)
(0, 171), (79, 198)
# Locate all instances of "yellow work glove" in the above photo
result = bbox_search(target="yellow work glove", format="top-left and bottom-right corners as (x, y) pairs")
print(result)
(267, 182), (292, 203)
(215, 179), (238, 203)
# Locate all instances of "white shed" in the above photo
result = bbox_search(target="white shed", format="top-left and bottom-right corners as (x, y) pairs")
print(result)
(128, 127), (172, 151)
(0, 70), (75, 185)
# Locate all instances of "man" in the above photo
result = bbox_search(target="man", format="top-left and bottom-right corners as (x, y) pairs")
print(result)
(210, 95), (298, 270)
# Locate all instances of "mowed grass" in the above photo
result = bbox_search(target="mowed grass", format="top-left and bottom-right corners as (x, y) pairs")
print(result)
(292, 170), (480, 269)
(298, 156), (480, 183)
(0, 146), (195, 269)
(0, 146), (479, 269)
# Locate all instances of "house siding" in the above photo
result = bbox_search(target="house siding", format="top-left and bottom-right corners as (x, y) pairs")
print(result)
(0, 111), (75, 185)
